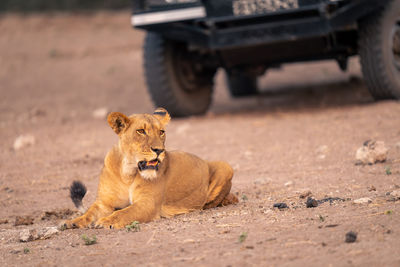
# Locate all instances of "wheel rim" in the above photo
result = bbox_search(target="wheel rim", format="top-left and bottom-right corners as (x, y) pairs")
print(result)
(174, 51), (199, 92)
(391, 18), (400, 71)
(171, 44), (213, 93)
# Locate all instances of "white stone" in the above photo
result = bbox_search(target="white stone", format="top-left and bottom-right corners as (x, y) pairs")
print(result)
(395, 142), (400, 150)
(390, 190), (400, 198)
(19, 227), (59, 242)
(39, 227), (59, 239)
(284, 181), (294, 187)
(316, 145), (328, 154)
(355, 140), (388, 165)
(13, 134), (35, 150)
(353, 197), (372, 204)
(19, 229), (36, 242)
(254, 177), (270, 185)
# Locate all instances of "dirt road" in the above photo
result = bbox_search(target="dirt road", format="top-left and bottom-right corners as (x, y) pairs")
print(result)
(0, 12), (399, 266)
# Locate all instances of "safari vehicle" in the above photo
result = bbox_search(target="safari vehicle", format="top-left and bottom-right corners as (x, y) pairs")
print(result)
(131, 0), (400, 116)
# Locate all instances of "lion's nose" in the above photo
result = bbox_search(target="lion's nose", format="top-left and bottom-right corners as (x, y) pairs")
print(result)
(151, 147), (164, 156)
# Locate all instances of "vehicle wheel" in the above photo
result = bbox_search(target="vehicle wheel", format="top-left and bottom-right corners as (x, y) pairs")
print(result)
(143, 32), (216, 117)
(225, 70), (258, 97)
(358, 0), (400, 100)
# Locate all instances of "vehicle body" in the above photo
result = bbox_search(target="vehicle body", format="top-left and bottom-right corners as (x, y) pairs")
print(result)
(131, 0), (400, 116)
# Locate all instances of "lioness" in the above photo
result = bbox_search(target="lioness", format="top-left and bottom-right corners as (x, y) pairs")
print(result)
(64, 108), (237, 229)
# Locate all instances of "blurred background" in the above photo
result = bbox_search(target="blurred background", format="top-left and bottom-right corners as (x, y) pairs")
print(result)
(0, 0), (129, 12)
(0, 0), (370, 123)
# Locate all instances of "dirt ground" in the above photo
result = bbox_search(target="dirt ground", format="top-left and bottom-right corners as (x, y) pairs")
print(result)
(1, 12), (400, 267)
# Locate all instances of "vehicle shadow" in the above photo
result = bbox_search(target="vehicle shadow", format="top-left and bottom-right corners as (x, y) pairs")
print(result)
(211, 75), (375, 116)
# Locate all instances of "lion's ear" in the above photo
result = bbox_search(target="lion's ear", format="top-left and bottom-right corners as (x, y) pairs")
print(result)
(107, 112), (131, 135)
(153, 107), (170, 126)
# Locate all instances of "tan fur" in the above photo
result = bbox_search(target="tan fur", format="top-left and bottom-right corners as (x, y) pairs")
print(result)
(64, 108), (237, 229)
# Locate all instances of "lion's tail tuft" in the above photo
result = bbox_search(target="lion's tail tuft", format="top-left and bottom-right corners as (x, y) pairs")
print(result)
(69, 180), (87, 213)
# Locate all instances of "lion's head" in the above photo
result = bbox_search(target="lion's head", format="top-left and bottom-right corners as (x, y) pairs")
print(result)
(107, 108), (170, 180)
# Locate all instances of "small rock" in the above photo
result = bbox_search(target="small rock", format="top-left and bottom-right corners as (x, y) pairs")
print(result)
(316, 145), (328, 154)
(15, 216), (34, 226)
(253, 177), (270, 185)
(325, 224), (339, 228)
(284, 181), (293, 187)
(41, 209), (76, 221)
(319, 197), (346, 204)
(306, 197), (318, 208)
(39, 227), (59, 239)
(390, 190), (400, 199)
(3, 187), (13, 193)
(19, 229), (36, 242)
(273, 203), (288, 210)
(353, 197), (372, 204)
(355, 140), (388, 165)
(395, 142), (400, 150)
(244, 151), (252, 158)
(299, 190), (312, 199)
(13, 135), (35, 150)
(0, 219), (8, 224)
(367, 185), (376, 192)
(316, 145), (328, 159)
(19, 227), (59, 242)
(345, 231), (357, 243)
(261, 209), (272, 214)
(92, 107), (109, 119)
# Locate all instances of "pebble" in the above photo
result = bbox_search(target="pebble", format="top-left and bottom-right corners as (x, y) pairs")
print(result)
(316, 145), (328, 159)
(306, 197), (318, 208)
(316, 145), (328, 154)
(19, 227), (59, 242)
(395, 142), (400, 150)
(273, 203), (288, 210)
(367, 185), (376, 192)
(345, 231), (357, 243)
(284, 181), (293, 187)
(355, 140), (388, 165)
(19, 229), (34, 242)
(353, 197), (372, 204)
(299, 190), (312, 199)
(319, 197), (346, 204)
(390, 190), (400, 199)
(14, 216), (34, 226)
(13, 135), (35, 150)
(253, 177), (270, 185)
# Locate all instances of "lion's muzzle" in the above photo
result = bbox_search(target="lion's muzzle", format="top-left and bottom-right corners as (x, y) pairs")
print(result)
(138, 159), (160, 171)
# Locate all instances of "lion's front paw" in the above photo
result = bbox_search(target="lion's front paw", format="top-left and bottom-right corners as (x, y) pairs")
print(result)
(62, 216), (91, 229)
(95, 215), (126, 229)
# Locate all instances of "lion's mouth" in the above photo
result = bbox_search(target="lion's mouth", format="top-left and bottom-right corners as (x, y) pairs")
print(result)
(138, 159), (160, 171)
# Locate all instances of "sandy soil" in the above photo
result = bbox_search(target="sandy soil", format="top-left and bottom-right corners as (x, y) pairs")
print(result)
(0, 12), (400, 267)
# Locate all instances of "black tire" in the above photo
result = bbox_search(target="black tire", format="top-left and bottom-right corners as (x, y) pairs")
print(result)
(143, 32), (216, 117)
(225, 71), (258, 97)
(358, 0), (400, 100)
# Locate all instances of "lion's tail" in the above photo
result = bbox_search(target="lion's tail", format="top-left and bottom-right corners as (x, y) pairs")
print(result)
(69, 180), (87, 214)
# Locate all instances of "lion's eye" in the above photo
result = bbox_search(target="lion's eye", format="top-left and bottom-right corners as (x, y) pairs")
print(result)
(160, 130), (165, 137)
(136, 129), (146, 135)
